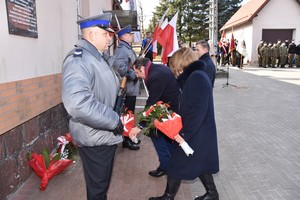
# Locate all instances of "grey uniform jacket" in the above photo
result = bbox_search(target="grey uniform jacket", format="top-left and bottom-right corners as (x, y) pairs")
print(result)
(113, 40), (140, 96)
(62, 39), (123, 147)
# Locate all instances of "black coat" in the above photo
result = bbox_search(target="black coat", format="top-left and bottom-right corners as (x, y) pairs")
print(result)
(145, 63), (180, 138)
(145, 63), (179, 113)
(199, 52), (216, 87)
(166, 60), (219, 180)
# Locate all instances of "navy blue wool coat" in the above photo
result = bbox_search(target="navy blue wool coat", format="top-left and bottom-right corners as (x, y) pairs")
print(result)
(145, 63), (179, 113)
(199, 52), (216, 87)
(166, 60), (219, 180)
(145, 63), (179, 138)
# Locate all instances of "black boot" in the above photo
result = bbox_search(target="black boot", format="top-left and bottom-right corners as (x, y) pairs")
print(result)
(122, 136), (140, 150)
(149, 176), (181, 200)
(194, 174), (219, 200)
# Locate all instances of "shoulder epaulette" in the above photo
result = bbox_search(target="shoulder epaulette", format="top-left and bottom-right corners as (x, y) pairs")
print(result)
(73, 48), (83, 57)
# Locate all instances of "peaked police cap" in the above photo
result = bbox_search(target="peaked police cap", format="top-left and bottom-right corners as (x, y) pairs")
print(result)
(77, 13), (114, 33)
(116, 25), (134, 37)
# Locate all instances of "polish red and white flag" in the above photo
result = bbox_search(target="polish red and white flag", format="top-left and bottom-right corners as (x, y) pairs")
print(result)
(229, 32), (235, 53)
(152, 8), (169, 59)
(157, 12), (179, 64)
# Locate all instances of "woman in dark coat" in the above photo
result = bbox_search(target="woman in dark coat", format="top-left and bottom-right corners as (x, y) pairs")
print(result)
(149, 47), (219, 200)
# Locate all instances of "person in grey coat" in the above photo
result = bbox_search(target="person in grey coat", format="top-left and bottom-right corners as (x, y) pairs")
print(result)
(62, 13), (123, 200)
(149, 48), (219, 200)
(113, 25), (140, 150)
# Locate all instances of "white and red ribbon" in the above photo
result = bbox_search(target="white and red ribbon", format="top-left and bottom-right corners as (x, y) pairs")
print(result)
(121, 114), (134, 132)
(57, 136), (70, 159)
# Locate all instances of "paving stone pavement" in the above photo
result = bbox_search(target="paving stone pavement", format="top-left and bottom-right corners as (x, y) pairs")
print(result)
(8, 66), (300, 200)
(192, 66), (300, 200)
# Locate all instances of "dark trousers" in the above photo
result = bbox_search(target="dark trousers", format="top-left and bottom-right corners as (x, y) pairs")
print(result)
(125, 96), (137, 113)
(151, 135), (176, 170)
(79, 145), (117, 200)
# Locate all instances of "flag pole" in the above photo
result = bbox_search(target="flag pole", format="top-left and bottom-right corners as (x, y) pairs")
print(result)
(114, 14), (121, 30)
(151, 8), (170, 59)
(140, 38), (152, 58)
(140, 8), (170, 97)
(108, 15), (121, 48)
(140, 8), (169, 58)
(223, 27), (236, 88)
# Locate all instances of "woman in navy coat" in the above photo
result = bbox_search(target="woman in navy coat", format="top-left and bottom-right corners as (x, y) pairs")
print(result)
(149, 48), (219, 200)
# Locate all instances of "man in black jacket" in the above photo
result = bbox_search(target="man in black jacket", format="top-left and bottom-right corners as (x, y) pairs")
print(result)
(195, 40), (216, 87)
(131, 57), (179, 178)
(296, 41), (300, 68)
(288, 40), (297, 67)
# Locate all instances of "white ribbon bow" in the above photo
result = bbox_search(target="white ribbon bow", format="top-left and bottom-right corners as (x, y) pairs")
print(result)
(57, 136), (70, 159)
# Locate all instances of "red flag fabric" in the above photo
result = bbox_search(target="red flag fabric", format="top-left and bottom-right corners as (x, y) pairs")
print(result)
(154, 19), (168, 61)
(218, 30), (226, 47)
(229, 33), (235, 52)
(152, 8), (169, 59)
(152, 24), (160, 59)
(157, 12), (179, 64)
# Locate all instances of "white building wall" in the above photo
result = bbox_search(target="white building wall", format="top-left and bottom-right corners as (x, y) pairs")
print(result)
(81, 0), (112, 18)
(0, 1), (78, 83)
(251, 0), (300, 63)
(232, 23), (253, 63)
(0, 0), (113, 84)
(223, 23), (253, 63)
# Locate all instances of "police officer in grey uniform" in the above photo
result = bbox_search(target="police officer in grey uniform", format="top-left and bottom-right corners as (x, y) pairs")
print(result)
(62, 13), (123, 200)
(113, 25), (140, 150)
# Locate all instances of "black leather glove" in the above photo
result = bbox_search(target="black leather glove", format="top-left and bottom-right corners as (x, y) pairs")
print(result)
(113, 119), (124, 136)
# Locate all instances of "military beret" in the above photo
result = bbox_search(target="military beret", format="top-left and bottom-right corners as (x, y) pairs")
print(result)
(77, 13), (114, 33)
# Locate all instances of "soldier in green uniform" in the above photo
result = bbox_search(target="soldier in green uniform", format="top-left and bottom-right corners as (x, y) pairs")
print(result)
(276, 40), (282, 67)
(271, 43), (279, 68)
(267, 43), (272, 67)
(256, 40), (264, 67)
(260, 42), (269, 68)
(279, 43), (288, 68)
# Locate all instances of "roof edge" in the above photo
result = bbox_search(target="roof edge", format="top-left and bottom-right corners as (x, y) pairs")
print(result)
(220, 0), (270, 31)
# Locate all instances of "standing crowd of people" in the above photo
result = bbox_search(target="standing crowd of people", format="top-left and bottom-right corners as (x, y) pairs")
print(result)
(257, 39), (300, 68)
(218, 39), (247, 69)
(60, 11), (300, 200)
(62, 13), (220, 200)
